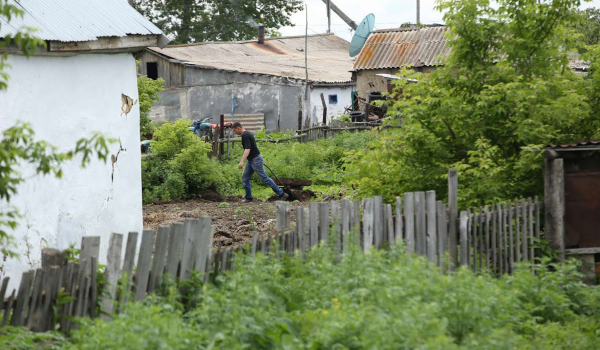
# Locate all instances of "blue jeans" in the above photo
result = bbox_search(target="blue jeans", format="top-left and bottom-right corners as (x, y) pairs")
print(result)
(241, 155), (283, 200)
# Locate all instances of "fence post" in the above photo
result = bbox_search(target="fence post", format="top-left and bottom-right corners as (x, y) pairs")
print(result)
(436, 201), (447, 271)
(135, 230), (156, 301)
(276, 201), (291, 234)
(319, 202), (329, 244)
(149, 226), (170, 293)
(395, 197), (403, 244)
(404, 192), (415, 255)
(362, 198), (374, 253)
(459, 211), (469, 267)
(310, 202), (319, 248)
(373, 196), (383, 249)
(448, 169), (458, 268)
(385, 204), (394, 246)
(165, 223), (184, 281)
(342, 199), (351, 253)
(426, 191), (437, 264)
(100, 233), (123, 319)
(415, 192), (426, 256)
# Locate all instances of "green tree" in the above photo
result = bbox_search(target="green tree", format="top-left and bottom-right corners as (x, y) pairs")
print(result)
(572, 7), (600, 51)
(0, 2), (113, 258)
(138, 73), (164, 139)
(132, 0), (303, 44)
(344, 0), (600, 207)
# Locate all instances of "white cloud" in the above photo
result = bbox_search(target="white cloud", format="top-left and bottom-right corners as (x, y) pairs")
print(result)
(280, 0), (600, 43)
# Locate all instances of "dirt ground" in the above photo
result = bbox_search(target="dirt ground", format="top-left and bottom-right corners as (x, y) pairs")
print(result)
(143, 196), (300, 249)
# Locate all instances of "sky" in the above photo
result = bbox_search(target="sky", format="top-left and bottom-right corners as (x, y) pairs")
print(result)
(279, 0), (600, 42)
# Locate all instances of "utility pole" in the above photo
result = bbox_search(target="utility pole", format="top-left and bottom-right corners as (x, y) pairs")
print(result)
(326, 0), (331, 33)
(320, 0), (357, 30)
(417, 0), (421, 25)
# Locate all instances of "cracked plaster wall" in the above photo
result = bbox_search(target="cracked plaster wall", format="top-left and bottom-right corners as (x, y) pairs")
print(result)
(0, 53), (143, 295)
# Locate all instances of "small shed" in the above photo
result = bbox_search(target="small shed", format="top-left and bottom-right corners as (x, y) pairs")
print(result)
(544, 141), (600, 281)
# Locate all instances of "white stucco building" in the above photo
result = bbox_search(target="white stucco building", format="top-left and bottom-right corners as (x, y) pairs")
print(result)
(0, 0), (168, 295)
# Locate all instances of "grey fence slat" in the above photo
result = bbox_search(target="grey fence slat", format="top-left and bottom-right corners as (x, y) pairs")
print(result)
(319, 202), (329, 244)
(436, 201), (447, 271)
(251, 232), (259, 255)
(64, 263), (79, 332)
(11, 270), (33, 326)
(342, 200), (351, 253)
(426, 191), (437, 264)
(353, 200), (361, 238)
(404, 192), (415, 255)
(303, 208), (310, 253)
(296, 207), (306, 255)
(194, 217), (213, 274)
(415, 192), (427, 256)
(535, 196), (541, 247)
(331, 201), (341, 250)
(1, 290), (15, 327)
(484, 206), (491, 270)
(101, 233), (123, 319)
(467, 208), (473, 269)
(373, 196), (383, 249)
(496, 203), (504, 274)
(73, 261), (88, 319)
(260, 234), (266, 255)
(58, 263), (75, 332)
(508, 201), (515, 273)
(0, 277), (8, 310)
(471, 208), (481, 272)
(276, 201), (290, 234)
(149, 226), (170, 293)
(503, 203), (509, 274)
(25, 269), (43, 328)
(310, 202), (319, 248)
(385, 204), (394, 246)
(459, 211), (469, 266)
(165, 223), (184, 281)
(491, 208), (497, 272)
(120, 232), (138, 308)
(528, 197), (534, 260)
(362, 198), (374, 253)
(220, 249), (228, 273)
(448, 169), (458, 268)
(89, 257), (98, 318)
(478, 208), (484, 271)
(42, 267), (61, 331)
(395, 197), (403, 244)
(514, 199), (520, 262)
(80, 236), (101, 264)
(134, 230), (156, 301)
(521, 198), (529, 261)
(180, 219), (198, 280)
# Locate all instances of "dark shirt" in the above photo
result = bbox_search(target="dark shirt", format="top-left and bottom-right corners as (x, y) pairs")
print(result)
(241, 130), (260, 160)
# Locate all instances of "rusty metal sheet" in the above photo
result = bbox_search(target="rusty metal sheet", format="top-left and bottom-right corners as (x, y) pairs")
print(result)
(352, 27), (450, 71)
(565, 171), (600, 248)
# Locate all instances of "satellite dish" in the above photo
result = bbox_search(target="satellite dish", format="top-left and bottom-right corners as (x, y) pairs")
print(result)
(349, 13), (375, 57)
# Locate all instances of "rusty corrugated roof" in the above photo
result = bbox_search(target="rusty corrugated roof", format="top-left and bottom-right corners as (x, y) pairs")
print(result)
(547, 141), (600, 149)
(148, 34), (354, 83)
(353, 27), (450, 71)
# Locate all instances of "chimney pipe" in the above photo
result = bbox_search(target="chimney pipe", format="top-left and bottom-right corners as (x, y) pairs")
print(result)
(258, 25), (265, 44)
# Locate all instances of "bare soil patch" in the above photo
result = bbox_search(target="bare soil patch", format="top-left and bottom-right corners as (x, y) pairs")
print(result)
(143, 198), (301, 249)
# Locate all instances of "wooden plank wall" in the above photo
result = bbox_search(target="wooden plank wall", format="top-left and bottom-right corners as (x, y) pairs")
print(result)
(0, 170), (544, 333)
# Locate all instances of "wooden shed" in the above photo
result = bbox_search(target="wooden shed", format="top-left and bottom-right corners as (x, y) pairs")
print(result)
(544, 141), (600, 282)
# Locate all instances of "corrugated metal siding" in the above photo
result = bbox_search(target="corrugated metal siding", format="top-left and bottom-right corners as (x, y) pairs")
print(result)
(148, 34), (354, 83)
(0, 0), (162, 42)
(353, 27), (450, 71)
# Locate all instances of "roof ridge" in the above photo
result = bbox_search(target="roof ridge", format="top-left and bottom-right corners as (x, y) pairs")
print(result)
(166, 33), (336, 48)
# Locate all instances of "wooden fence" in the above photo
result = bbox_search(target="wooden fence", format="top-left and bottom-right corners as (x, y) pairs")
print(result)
(0, 174), (544, 332)
(297, 121), (402, 143)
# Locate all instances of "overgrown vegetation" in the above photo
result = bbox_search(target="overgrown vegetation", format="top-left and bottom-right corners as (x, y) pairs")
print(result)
(9, 244), (597, 349)
(137, 73), (164, 139)
(343, 0), (600, 207)
(142, 120), (376, 203)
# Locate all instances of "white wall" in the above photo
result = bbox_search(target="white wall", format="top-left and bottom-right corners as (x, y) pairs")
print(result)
(310, 85), (355, 125)
(0, 53), (143, 295)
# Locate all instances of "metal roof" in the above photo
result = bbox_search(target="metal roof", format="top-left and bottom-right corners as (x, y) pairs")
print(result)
(353, 27), (450, 71)
(546, 140), (600, 150)
(148, 34), (354, 84)
(0, 0), (163, 42)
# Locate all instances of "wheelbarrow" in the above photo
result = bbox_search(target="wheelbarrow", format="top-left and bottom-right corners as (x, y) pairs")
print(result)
(264, 164), (315, 202)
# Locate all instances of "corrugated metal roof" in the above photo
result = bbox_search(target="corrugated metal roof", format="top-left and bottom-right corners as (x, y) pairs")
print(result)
(0, 0), (163, 42)
(547, 140), (600, 150)
(148, 34), (354, 83)
(353, 27), (450, 71)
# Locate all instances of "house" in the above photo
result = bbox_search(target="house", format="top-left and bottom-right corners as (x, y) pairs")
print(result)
(0, 0), (167, 293)
(139, 30), (356, 130)
(351, 26), (449, 101)
(352, 26), (590, 103)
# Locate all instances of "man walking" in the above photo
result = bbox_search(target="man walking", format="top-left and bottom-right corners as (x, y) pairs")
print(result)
(233, 122), (289, 203)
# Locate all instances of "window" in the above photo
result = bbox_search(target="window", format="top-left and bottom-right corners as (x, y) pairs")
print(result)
(146, 62), (158, 80)
(328, 94), (338, 104)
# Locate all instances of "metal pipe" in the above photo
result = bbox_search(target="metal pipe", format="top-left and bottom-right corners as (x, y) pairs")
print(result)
(320, 0), (357, 30)
(258, 25), (265, 44)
